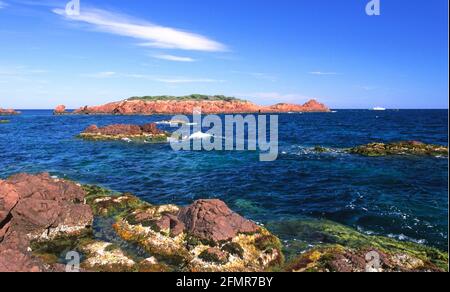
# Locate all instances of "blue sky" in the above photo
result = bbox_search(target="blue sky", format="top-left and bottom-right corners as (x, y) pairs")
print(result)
(0, 0), (448, 109)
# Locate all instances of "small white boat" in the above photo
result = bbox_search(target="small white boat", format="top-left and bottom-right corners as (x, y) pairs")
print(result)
(372, 107), (386, 111)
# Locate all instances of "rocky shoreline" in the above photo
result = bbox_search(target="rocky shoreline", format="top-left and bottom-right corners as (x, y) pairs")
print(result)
(347, 141), (448, 157)
(54, 96), (330, 115)
(1, 173), (447, 272)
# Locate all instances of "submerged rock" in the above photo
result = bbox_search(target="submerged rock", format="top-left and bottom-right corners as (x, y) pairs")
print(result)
(347, 141), (448, 157)
(78, 123), (170, 143)
(0, 120), (10, 124)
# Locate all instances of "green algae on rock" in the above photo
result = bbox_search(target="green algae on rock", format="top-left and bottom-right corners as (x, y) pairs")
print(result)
(269, 220), (448, 272)
(347, 141), (448, 157)
(78, 123), (170, 143)
(40, 184), (284, 272)
(107, 196), (284, 272)
(0, 120), (10, 124)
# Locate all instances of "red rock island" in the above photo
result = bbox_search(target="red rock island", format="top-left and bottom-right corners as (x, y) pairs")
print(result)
(0, 108), (20, 115)
(58, 95), (330, 115)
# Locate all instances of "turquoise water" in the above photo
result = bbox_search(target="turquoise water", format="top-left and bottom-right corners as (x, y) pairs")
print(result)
(0, 110), (448, 251)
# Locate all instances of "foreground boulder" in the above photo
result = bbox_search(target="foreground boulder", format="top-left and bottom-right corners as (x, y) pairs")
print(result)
(0, 173), (93, 272)
(348, 141), (448, 157)
(178, 199), (260, 242)
(78, 123), (170, 143)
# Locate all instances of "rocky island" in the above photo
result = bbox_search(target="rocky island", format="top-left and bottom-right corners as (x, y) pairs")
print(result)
(0, 108), (20, 116)
(348, 141), (448, 157)
(78, 123), (170, 143)
(1, 173), (447, 272)
(313, 141), (448, 157)
(55, 95), (330, 115)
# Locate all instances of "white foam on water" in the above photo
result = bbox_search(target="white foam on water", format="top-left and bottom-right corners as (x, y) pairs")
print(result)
(189, 131), (213, 140)
(387, 233), (427, 245)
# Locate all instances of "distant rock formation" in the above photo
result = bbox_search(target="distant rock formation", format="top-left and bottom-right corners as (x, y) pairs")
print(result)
(0, 108), (20, 116)
(56, 95), (330, 115)
(53, 105), (67, 115)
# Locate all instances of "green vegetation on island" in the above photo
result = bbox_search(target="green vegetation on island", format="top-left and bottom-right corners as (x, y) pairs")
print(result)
(127, 94), (245, 102)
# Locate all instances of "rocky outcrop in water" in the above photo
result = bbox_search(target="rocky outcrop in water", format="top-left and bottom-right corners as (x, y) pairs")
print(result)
(53, 105), (67, 115)
(278, 220), (448, 272)
(348, 141), (448, 157)
(78, 123), (169, 143)
(0, 108), (20, 116)
(60, 96), (330, 115)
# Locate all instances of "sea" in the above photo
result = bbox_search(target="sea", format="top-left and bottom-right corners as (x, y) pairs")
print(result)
(1, 109), (448, 253)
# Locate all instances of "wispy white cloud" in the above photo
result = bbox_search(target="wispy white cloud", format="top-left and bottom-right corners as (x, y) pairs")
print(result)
(0, 65), (48, 77)
(354, 85), (378, 91)
(52, 7), (227, 52)
(81, 71), (117, 78)
(153, 78), (222, 84)
(232, 71), (277, 81)
(0, 1), (8, 9)
(81, 71), (223, 84)
(309, 71), (339, 76)
(153, 54), (195, 62)
(125, 74), (223, 84)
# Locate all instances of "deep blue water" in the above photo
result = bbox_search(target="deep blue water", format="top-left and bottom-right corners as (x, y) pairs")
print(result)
(1, 110), (448, 251)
